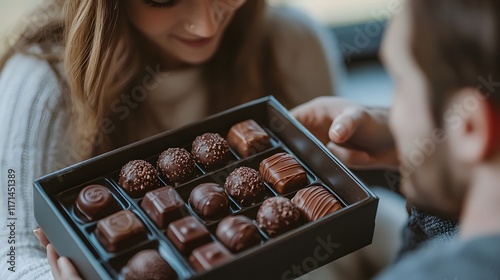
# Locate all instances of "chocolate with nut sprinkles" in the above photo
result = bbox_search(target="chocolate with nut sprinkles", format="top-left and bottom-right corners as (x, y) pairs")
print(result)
(157, 148), (196, 183)
(74, 184), (119, 222)
(227, 119), (272, 158)
(224, 167), (265, 206)
(292, 186), (342, 222)
(215, 215), (262, 253)
(189, 183), (229, 220)
(121, 249), (178, 280)
(119, 160), (159, 197)
(191, 133), (230, 170)
(257, 197), (301, 237)
(189, 242), (233, 272)
(259, 152), (308, 194)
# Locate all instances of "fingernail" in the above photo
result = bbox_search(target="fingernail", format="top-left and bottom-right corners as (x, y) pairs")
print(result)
(33, 229), (40, 240)
(331, 124), (346, 140)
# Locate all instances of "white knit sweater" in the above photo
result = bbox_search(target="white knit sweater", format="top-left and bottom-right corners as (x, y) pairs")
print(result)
(0, 7), (342, 280)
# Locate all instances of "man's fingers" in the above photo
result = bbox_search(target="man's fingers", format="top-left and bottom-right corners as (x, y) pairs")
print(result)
(326, 142), (373, 167)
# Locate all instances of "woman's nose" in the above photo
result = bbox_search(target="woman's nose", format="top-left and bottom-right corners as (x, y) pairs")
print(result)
(187, 1), (220, 37)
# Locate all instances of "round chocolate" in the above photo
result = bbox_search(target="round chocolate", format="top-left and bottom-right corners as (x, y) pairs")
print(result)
(191, 133), (230, 169)
(189, 183), (229, 220)
(118, 160), (159, 197)
(291, 186), (342, 222)
(224, 167), (265, 206)
(216, 215), (262, 253)
(157, 148), (196, 183)
(256, 197), (301, 237)
(121, 249), (178, 280)
(74, 185), (118, 222)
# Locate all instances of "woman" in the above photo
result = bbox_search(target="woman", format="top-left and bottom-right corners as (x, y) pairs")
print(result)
(0, 0), (341, 279)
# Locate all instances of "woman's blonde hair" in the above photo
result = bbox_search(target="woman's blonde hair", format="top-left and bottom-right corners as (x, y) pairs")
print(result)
(0, 0), (287, 159)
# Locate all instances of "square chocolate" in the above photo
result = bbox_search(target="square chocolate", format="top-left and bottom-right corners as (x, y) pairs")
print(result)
(227, 119), (272, 158)
(189, 242), (233, 272)
(95, 210), (146, 253)
(259, 152), (309, 194)
(166, 216), (211, 255)
(141, 186), (185, 229)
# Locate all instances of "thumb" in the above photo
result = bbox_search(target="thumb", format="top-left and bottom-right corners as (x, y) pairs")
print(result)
(328, 107), (364, 144)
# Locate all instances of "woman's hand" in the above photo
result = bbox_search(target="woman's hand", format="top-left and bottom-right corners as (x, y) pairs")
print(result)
(33, 228), (82, 280)
(292, 97), (399, 170)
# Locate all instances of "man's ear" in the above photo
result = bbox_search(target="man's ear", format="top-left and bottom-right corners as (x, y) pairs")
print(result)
(445, 88), (491, 164)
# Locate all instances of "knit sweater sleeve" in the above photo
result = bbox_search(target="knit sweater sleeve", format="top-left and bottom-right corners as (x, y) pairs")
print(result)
(0, 53), (74, 280)
(267, 6), (346, 106)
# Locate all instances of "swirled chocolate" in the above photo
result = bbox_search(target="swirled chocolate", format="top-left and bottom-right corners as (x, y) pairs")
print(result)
(157, 148), (196, 183)
(95, 210), (146, 252)
(188, 242), (233, 272)
(259, 153), (308, 194)
(118, 160), (159, 197)
(227, 120), (272, 158)
(291, 186), (342, 222)
(215, 215), (262, 253)
(141, 186), (185, 229)
(167, 216), (211, 255)
(189, 183), (229, 220)
(74, 184), (118, 222)
(256, 197), (301, 237)
(224, 167), (265, 206)
(121, 249), (178, 280)
(191, 133), (230, 170)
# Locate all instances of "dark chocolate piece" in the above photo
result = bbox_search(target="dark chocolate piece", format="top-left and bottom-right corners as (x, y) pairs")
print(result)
(259, 153), (308, 194)
(157, 148), (196, 183)
(167, 216), (211, 255)
(227, 120), (272, 158)
(191, 133), (230, 170)
(224, 167), (265, 206)
(118, 160), (159, 197)
(188, 242), (233, 272)
(74, 184), (118, 222)
(141, 186), (185, 229)
(189, 183), (229, 220)
(95, 210), (146, 252)
(215, 215), (262, 253)
(121, 249), (178, 280)
(256, 197), (301, 237)
(291, 186), (342, 222)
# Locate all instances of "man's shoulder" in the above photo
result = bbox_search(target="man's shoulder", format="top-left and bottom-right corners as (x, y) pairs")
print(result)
(377, 235), (500, 280)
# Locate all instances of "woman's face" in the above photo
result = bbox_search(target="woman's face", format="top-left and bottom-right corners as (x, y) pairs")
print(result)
(125, 0), (246, 67)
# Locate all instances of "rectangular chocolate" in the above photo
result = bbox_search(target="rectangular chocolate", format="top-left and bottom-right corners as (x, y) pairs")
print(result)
(140, 186), (186, 229)
(95, 210), (147, 253)
(227, 119), (272, 158)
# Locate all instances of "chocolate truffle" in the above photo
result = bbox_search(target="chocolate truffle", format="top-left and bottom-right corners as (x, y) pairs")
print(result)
(118, 160), (159, 197)
(141, 186), (186, 229)
(188, 242), (233, 272)
(189, 183), (229, 220)
(291, 186), (342, 222)
(121, 249), (178, 280)
(224, 167), (266, 206)
(167, 216), (211, 255)
(157, 148), (196, 183)
(215, 215), (262, 253)
(227, 120), (272, 158)
(95, 210), (146, 252)
(259, 153), (308, 194)
(74, 184), (118, 222)
(191, 133), (230, 170)
(256, 197), (301, 237)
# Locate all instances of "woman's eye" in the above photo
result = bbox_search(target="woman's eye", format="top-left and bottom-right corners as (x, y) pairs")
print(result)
(142, 0), (180, 8)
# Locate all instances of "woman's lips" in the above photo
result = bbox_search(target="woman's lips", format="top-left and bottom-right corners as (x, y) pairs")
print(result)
(173, 36), (214, 48)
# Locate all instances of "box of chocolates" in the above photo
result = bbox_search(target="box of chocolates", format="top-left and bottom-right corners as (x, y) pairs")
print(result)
(33, 96), (378, 280)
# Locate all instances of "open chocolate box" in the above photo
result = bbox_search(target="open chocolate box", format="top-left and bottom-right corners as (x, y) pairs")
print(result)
(33, 96), (378, 280)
